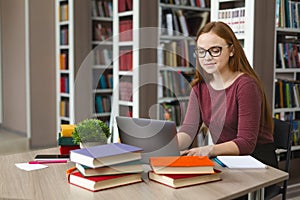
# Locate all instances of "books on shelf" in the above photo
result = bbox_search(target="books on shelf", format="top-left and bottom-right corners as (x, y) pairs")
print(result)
(149, 156), (215, 174)
(216, 155), (267, 169)
(276, 0), (300, 28)
(161, 9), (209, 37)
(70, 143), (143, 168)
(217, 7), (245, 34)
(275, 79), (300, 109)
(91, 0), (113, 18)
(148, 169), (221, 189)
(276, 42), (300, 69)
(68, 171), (142, 192)
(76, 160), (143, 177)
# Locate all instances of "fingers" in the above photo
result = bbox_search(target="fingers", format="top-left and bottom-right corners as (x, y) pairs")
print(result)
(180, 150), (188, 156)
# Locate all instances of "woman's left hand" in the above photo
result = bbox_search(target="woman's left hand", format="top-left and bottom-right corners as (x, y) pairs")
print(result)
(182, 145), (214, 157)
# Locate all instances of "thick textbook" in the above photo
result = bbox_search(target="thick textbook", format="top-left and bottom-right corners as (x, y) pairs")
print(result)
(68, 171), (142, 192)
(216, 155), (267, 169)
(148, 170), (221, 188)
(150, 156), (215, 174)
(70, 143), (143, 168)
(76, 160), (143, 176)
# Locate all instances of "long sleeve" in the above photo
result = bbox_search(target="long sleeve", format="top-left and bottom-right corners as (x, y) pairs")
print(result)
(179, 86), (202, 143)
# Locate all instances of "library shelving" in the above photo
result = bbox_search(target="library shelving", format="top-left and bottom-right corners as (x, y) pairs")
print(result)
(273, 0), (300, 150)
(55, 0), (90, 133)
(157, 0), (210, 127)
(112, 0), (158, 142)
(112, 0), (138, 142)
(56, 0), (74, 132)
(91, 0), (114, 125)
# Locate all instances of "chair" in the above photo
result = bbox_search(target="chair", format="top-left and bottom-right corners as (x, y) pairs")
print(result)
(265, 118), (293, 200)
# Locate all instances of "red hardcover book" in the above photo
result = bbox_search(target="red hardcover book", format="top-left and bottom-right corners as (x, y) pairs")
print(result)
(148, 170), (221, 188)
(118, 0), (126, 12)
(68, 171), (142, 192)
(119, 20), (132, 41)
(150, 156), (215, 174)
(60, 77), (66, 93)
(125, 0), (132, 10)
(59, 145), (80, 155)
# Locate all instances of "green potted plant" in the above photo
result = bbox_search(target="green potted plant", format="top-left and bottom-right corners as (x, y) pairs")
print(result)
(72, 118), (111, 148)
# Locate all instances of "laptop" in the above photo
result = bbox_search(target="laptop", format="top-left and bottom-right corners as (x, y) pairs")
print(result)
(116, 116), (180, 164)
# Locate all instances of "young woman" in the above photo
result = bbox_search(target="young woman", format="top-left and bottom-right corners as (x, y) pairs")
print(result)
(177, 21), (277, 168)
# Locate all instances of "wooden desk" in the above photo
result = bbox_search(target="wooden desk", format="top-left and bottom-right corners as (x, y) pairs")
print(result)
(0, 148), (288, 200)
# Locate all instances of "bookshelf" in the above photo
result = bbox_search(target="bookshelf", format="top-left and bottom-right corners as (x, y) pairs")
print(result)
(273, 0), (300, 149)
(56, 0), (74, 132)
(55, 0), (90, 133)
(112, 0), (159, 142)
(112, 0), (139, 142)
(90, 0), (114, 125)
(157, 0), (210, 127)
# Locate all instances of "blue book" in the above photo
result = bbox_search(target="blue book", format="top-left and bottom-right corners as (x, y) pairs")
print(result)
(70, 143), (143, 168)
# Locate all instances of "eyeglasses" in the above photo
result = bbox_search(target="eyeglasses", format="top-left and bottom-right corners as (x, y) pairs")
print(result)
(194, 45), (229, 58)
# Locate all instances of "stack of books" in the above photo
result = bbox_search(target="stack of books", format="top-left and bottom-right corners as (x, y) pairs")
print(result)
(148, 156), (221, 188)
(57, 125), (79, 155)
(68, 143), (144, 192)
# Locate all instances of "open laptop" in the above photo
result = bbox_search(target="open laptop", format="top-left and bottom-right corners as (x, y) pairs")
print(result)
(116, 116), (180, 164)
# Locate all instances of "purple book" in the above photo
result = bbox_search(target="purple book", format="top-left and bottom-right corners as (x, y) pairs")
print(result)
(70, 143), (143, 168)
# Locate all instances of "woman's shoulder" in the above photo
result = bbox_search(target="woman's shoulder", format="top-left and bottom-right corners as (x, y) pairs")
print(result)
(234, 73), (257, 85)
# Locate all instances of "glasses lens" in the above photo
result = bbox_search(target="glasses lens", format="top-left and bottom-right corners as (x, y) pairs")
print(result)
(195, 49), (206, 58)
(209, 47), (222, 57)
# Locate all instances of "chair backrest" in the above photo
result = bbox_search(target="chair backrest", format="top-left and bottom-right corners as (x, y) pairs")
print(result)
(273, 118), (293, 173)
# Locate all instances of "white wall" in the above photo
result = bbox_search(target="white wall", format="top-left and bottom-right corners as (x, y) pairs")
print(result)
(1, 0), (27, 135)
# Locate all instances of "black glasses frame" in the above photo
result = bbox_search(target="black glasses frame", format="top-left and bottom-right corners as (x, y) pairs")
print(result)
(195, 45), (229, 58)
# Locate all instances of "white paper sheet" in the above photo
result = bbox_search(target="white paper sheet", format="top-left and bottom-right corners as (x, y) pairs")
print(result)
(15, 163), (48, 171)
(216, 155), (267, 169)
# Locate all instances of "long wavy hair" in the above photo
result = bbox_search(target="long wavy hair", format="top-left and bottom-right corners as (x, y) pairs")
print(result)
(191, 21), (273, 133)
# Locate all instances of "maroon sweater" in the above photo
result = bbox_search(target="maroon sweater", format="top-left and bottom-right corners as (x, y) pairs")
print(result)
(179, 74), (273, 155)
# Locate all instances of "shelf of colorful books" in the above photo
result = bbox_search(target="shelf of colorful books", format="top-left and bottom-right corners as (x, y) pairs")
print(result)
(275, 0), (300, 29)
(273, 1), (300, 146)
(91, 0), (114, 124)
(56, 0), (74, 130)
(113, 0), (138, 124)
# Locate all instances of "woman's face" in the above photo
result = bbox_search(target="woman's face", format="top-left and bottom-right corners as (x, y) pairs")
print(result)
(196, 31), (233, 75)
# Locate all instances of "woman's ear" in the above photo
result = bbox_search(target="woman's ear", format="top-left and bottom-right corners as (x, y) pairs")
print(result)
(230, 47), (234, 57)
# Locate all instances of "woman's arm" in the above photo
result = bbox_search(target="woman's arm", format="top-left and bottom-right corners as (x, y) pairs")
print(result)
(177, 131), (193, 151)
(177, 86), (202, 151)
(183, 141), (240, 157)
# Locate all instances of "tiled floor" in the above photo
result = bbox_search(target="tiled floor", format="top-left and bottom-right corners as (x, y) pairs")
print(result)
(0, 128), (300, 199)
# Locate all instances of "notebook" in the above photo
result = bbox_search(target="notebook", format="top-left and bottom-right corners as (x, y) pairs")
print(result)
(116, 116), (180, 164)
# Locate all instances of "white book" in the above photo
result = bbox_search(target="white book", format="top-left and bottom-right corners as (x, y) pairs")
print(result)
(216, 155), (267, 169)
(166, 13), (174, 36)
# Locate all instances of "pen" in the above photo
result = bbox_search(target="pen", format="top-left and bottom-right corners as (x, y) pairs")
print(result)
(28, 160), (68, 164)
(213, 157), (227, 167)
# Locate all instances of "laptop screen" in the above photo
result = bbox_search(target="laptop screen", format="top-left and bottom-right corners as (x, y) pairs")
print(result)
(116, 116), (180, 164)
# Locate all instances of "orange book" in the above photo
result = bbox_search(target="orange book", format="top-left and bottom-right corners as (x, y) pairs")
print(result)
(149, 156), (215, 174)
